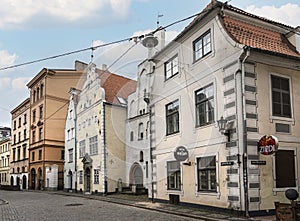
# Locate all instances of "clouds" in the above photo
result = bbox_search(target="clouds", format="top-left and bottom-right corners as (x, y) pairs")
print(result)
(246, 3), (300, 27)
(0, 0), (132, 29)
(0, 50), (17, 68)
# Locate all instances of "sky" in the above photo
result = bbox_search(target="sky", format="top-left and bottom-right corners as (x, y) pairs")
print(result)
(0, 0), (300, 127)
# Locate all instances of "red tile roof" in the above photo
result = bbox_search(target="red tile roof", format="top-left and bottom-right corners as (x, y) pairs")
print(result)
(97, 70), (137, 105)
(222, 16), (300, 58)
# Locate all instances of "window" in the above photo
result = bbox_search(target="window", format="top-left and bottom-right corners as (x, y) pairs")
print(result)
(197, 156), (216, 192)
(94, 169), (99, 184)
(24, 129), (27, 140)
(18, 117), (21, 128)
(79, 140), (85, 158)
(24, 114), (27, 125)
(17, 148), (20, 161)
(271, 75), (291, 118)
(18, 132), (21, 142)
(32, 152), (35, 161)
(39, 128), (43, 141)
(13, 120), (16, 130)
(193, 30), (212, 61)
(89, 136), (98, 155)
(39, 106), (43, 119)
(139, 151), (144, 162)
(130, 131), (134, 141)
(166, 100), (179, 135)
(79, 171), (83, 184)
(32, 110), (36, 122)
(38, 150), (42, 160)
(165, 55), (179, 80)
(13, 148), (16, 162)
(33, 90), (36, 103)
(23, 145), (26, 159)
(167, 161), (181, 190)
(32, 130), (36, 143)
(13, 134), (16, 144)
(37, 87), (40, 100)
(195, 84), (214, 127)
(275, 150), (296, 188)
(40, 84), (44, 97)
(138, 123), (144, 140)
(69, 149), (73, 163)
(61, 150), (65, 160)
(69, 110), (73, 119)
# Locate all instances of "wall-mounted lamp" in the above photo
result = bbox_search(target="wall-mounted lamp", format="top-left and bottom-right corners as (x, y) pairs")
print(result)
(217, 116), (230, 142)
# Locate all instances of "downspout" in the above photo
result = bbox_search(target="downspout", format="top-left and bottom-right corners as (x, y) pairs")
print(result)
(102, 102), (107, 195)
(74, 94), (78, 192)
(241, 47), (250, 217)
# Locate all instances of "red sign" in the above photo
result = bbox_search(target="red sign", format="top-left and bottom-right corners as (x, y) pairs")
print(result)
(257, 135), (278, 155)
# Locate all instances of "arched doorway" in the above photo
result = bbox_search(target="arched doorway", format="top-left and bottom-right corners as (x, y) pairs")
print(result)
(31, 168), (36, 189)
(68, 170), (73, 190)
(22, 175), (27, 190)
(130, 163), (143, 187)
(16, 177), (20, 190)
(10, 176), (14, 186)
(84, 168), (91, 192)
(38, 168), (42, 190)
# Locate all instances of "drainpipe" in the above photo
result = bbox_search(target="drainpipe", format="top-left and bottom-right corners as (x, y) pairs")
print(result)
(241, 47), (250, 217)
(74, 92), (78, 192)
(102, 102), (107, 195)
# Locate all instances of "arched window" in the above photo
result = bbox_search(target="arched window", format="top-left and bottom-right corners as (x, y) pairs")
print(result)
(138, 123), (144, 140)
(37, 87), (40, 100)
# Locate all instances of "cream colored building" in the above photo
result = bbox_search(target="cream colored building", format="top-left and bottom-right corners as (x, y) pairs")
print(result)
(74, 62), (136, 194)
(10, 98), (30, 190)
(146, 0), (300, 216)
(0, 137), (11, 186)
(27, 68), (85, 190)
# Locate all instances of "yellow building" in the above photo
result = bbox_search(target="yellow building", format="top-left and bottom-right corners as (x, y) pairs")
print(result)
(27, 68), (85, 190)
(0, 137), (11, 186)
(10, 98), (30, 190)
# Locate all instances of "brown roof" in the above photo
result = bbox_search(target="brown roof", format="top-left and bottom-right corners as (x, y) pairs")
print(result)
(97, 70), (137, 105)
(222, 16), (300, 58)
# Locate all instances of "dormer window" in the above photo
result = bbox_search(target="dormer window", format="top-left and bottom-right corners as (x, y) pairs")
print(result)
(193, 30), (212, 62)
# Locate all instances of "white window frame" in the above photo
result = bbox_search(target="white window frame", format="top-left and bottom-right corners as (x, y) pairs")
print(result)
(269, 72), (294, 123)
(195, 153), (220, 197)
(272, 147), (298, 193)
(164, 54), (179, 80)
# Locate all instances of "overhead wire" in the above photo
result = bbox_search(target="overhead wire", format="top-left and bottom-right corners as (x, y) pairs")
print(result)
(0, 10), (204, 72)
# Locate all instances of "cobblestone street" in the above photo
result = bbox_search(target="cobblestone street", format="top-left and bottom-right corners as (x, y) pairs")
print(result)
(0, 190), (202, 221)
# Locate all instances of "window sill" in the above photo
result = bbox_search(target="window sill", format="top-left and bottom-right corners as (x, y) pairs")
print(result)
(196, 191), (219, 198)
(166, 189), (183, 195)
(273, 187), (298, 195)
(270, 116), (295, 124)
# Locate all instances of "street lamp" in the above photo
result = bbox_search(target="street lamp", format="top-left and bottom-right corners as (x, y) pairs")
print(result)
(217, 116), (230, 142)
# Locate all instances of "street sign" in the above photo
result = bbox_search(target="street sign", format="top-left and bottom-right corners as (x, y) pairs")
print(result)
(251, 160), (266, 165)
(221, 161), (234, 166)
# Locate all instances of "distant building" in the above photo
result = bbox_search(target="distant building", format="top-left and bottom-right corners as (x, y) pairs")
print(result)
(67, 61), (136, 194)
(0, 137), (11, 186)
(0, 127), (11, 141)
(27, 68), (85, 190)
(10, 98), (30, 190)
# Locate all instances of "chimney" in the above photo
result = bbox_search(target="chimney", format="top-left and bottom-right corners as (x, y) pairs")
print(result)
(102, 64), (108, 71)
(154, 28), (166, 51)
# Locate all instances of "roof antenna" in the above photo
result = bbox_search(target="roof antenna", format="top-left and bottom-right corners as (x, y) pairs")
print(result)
(157, 12), (163, 28)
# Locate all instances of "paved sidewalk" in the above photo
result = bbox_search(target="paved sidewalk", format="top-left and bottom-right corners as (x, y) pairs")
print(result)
(48, 191), (276, 221)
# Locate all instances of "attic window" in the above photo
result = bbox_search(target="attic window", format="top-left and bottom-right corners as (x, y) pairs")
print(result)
(116, 96), (127, 105)
(193, 29), (212, 62)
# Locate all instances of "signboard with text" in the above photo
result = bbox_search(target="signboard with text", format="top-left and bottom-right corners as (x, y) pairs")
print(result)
(174, 146), (189, 161)
(257, 135), (278, 155)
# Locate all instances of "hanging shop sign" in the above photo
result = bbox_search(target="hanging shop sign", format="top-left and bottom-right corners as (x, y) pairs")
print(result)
(257, 135), (279, 155)
(174, 146), (189, 161)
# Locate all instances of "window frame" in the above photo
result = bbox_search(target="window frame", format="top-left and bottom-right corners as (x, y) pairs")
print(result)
(94, 169), (99, 184)
(273, 148), (297, 192)
(195, 83), (215, 127)
(167, 161), (181, 191)
(164, 54), (179, 80)
(197, 155), (217, 192)
(165, 99), (180, 136)
(270, 74), (292, 119)
(79, 140), (86, 158)
(193, 29), (212, 62)
(89, 135), (98, 155)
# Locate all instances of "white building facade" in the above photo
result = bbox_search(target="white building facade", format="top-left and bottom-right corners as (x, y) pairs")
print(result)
(146, 0), (300, 216)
